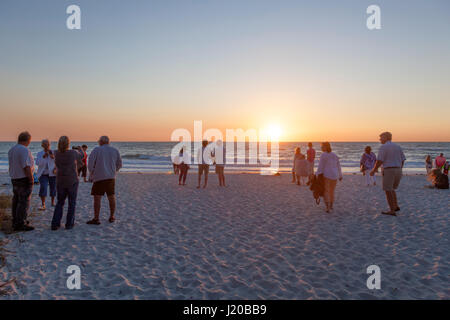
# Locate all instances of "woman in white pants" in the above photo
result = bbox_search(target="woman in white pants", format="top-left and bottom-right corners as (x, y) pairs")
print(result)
(360, 146), (377, 186)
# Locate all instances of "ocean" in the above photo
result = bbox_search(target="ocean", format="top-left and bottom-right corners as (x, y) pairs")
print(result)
(0, 142), (448, 174)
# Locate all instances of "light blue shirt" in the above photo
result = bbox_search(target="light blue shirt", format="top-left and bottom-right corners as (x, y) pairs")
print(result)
(8, 144), (34, 179)
(377, 141), (406, 168)
(88, 144), (122, 182)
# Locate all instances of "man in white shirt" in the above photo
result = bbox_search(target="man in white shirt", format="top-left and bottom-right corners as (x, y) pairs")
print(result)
(8, 131), (35, 231)
(371, 132), (406, 216)
(86, 136), (122, 225)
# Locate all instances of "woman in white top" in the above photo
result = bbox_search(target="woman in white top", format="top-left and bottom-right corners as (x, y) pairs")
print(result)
(316, 142), (343, 213)
(35, 139), (56, 210)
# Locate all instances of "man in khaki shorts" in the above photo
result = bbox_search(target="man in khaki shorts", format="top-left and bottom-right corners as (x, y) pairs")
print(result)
(371, 132), (406, 216)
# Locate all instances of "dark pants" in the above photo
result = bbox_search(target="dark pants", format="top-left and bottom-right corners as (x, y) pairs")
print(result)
(52, 182), (79, 228)
(39, 175), (56, 197)
(11, 178), (33, 229)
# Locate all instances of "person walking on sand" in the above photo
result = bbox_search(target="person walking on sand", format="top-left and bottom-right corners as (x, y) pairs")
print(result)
(214, 140), (226, 187)
(306, 142), (316, 185)
(8, 131), (35, 231)
(51, 136), (84, 230)
(178, 148), (190, 185)
(35, 139), (56, 210)
(197, 140), (213, 189)
(316, 142), (343, 213)
(86, 136), (122, 225)
(425, 155), (433, 174)
(370, 132), (406, 216)
(360, 146), (377, 186)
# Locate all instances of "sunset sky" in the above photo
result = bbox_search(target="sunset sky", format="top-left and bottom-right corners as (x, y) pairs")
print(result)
(1, 0), (449, 142)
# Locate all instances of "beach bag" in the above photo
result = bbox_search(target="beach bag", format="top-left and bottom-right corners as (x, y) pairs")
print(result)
(309, 174), (325, 205)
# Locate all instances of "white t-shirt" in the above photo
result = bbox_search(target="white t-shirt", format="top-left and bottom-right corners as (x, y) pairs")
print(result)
(8, 144), (34, 179)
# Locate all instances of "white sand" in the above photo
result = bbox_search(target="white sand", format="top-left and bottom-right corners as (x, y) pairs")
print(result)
(0, 172), (448, 299)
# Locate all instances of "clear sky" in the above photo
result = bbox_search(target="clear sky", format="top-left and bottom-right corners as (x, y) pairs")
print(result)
(1, 0), (449, 142)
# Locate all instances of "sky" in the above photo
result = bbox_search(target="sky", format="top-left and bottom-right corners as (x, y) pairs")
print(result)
(0, 0), (449, 142)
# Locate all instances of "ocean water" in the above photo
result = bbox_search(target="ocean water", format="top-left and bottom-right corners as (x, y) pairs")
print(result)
(0, 142), (448, 174)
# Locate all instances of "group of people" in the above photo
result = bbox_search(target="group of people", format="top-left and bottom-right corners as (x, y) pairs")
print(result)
(7, 132), (122, 232)
(291, 142), (316, 186)
(172, 139), (226, 189)
(296, 132), (406, 215)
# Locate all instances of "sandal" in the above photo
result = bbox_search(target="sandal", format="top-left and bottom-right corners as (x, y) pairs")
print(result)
(38, 206), (46, 211)
(86, 219), (101, 225)
(109, 216), (115, 223)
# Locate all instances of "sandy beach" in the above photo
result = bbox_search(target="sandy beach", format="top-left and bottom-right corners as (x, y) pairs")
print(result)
(0, 172), (448, 299)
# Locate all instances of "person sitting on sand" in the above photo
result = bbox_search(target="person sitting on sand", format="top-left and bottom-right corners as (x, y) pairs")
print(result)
(370, 132), (406, 216)
(51, 136), (84, 230)
(360, 146), (377, 186)
(86, 136), (122, 225)
(8, 131), (35, 231)
(306, 142), (316, 185)
(36, 139), (56, 210)
(426, 168), (449, 189)
(425, 155), (433, 174)
(197, 140), (213, 189)
(178, 148), (190, 186)
(435, 153), (446, 171)
(214, 140), (226, 187)
(316, 142), (343, 213)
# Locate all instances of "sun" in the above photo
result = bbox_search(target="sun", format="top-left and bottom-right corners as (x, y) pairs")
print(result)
(264, 124), (282, 141)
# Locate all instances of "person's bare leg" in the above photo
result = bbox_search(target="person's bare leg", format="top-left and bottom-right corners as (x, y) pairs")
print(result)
(392, 191), (399, 209)
(203, 172), (208, 188)
(51, 196), (55, 206)
(217, 172), (221, 186)
(197, 172), (202, 188)
(292, 172), (296, 182)
(222, 174), (226, 187)
(40, 196), (46, 208)
(107, 195), (116, 220)
(384, 191), (396, 213)
(93, 195), (102, 220)
(296, 175), (300, 185)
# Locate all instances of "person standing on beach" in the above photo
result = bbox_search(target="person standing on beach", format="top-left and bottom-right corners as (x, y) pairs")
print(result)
(370, 132), (406, 216)
(86, 136), (122, 224)
(293, 147), (308, 185)
(35, 139), (56, 210)
(8, 131), (35, 231)
(51, 136), (84, 230)
(425, 155), (433, 174)
(306, 142), (316, 185)
(435, 153), (446, 171)
(360, 146), (377, 186)
(316, 142), (343, 213)
(197, 140), (213, 189)
(77, 144), (88, 183)
(178, 148), (190, 186)
(214, 140), (226, 187)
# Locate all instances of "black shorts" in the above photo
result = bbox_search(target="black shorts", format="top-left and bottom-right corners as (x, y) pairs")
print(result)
(91, 179), (115, 196)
